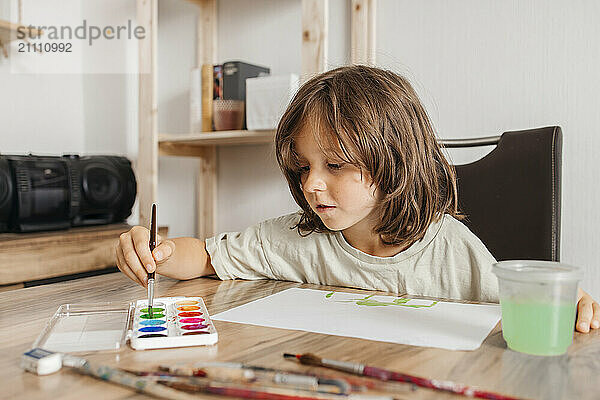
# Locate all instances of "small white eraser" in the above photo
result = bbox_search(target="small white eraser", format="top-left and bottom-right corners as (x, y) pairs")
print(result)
(21, 348), (62, 375)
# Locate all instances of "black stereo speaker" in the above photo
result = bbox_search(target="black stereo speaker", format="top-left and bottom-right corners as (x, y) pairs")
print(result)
(68, 155), (137, 227)
(9, 156), (71, 232)
(0, 158), (14, 232)
(0, 154), (137, 233)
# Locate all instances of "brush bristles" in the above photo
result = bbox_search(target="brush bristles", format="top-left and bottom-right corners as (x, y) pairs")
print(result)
(297, 353), (323, 367)
(282, 353), (323, 367)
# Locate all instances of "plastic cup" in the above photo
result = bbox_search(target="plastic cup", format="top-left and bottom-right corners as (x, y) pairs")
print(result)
(492, 260), (583, 356)
(213, 100), (245, 131)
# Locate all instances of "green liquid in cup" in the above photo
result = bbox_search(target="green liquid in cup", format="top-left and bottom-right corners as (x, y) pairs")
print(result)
(501, 300), (576, 356)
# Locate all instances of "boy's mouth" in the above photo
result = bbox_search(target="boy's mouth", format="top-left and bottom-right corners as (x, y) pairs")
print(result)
(316, 204), (336, 212)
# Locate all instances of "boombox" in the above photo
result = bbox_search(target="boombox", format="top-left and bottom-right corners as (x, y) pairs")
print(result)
(0, 154), (136, 233)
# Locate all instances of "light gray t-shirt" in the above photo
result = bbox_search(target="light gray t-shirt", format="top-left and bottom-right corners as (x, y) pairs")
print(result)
(205, 212), (499, 303)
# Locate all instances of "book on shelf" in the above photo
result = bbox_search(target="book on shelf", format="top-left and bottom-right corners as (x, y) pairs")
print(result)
(213, 64), (223, 101)
(201, 64), (214, 132)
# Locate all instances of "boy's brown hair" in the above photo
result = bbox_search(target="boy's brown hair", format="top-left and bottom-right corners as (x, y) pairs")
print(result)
(275, 65), (460, 246)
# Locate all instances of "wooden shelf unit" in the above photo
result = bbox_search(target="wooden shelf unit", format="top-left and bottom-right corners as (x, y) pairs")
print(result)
(159, 130), (276, 156)
(0, 19), (42, 42)
(0, 19), (43, 56)
(137, 0), (376, 239)
(0, 224), (168, 287)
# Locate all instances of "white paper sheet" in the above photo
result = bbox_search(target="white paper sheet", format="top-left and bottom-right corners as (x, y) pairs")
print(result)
(212, 288), (501, 351)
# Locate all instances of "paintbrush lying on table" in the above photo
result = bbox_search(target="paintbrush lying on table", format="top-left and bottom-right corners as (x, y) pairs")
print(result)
(284, 353), (527, 400)
(65, 356), (395, 400)
(161, 379), (397, 400)
(158, 361), (414, 394)
(62, 355), (197, 400)
(121, 369), (399, 400)
(156, 363), (350, 394)
(126, 367), (348, 395)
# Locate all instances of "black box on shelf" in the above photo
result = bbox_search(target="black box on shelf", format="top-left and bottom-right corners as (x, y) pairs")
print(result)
(223, 61), (270, 102)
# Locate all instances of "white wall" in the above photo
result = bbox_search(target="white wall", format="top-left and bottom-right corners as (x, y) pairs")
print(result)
(155, 0), (200, 238)
(0, 2), (85, 154)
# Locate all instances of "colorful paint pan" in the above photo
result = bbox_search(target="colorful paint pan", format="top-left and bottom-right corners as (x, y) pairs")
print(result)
(139, 333), (168, 338)
(181, 324), (209, 330)
(140, 307), (164, 314)
(139, 326), (167, 333)
(179, 318), (204, 324)
(130, 296), (217, 350)
(177, 306), (200, 311)
(178, 312), (202, 317)
(175, 300), (199, 306)
(140, 319), (166, 326)
(140, 313), (165, 319)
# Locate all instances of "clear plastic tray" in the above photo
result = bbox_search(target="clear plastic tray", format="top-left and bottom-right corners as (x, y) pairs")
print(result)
(32, 297), (218, 353)
(32, 302), (133, 353)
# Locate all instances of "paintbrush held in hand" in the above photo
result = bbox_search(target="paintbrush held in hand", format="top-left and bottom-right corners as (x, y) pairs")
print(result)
(283, 353), (525, 400)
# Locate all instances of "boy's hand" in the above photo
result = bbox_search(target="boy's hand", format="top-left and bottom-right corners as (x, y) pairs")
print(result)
(115, 226), (176, 287)
(576, 288), (600, 333)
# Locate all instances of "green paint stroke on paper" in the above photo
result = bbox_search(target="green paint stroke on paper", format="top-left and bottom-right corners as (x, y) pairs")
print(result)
(325, 293), (438, 308)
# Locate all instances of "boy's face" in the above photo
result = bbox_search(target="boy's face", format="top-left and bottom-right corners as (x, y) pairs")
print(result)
(295, 130), (380, 234)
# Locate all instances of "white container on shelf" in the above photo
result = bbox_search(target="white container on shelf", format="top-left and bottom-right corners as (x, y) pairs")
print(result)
(246, 74), (299, 130)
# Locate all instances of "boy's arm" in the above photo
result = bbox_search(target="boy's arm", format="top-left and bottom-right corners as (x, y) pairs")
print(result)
(116, 226), (214, 287)
(576, 288), (600, 333)
(154, 237), (215, 280)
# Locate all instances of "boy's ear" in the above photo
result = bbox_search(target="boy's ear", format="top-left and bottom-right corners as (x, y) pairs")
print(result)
(373, 186), (383, 199)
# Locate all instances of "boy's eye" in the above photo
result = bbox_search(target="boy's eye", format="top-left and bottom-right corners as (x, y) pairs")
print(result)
(298, 166), (310, 173)
(327, 163), (343, 170)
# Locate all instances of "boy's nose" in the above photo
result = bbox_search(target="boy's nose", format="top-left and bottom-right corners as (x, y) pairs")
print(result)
(302, 171), (326, 192)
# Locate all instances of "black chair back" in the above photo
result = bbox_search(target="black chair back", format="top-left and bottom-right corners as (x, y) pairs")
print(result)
(442, 126), (562, 261)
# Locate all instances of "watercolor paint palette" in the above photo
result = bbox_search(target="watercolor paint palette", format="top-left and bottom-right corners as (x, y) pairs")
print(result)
(130, 296), (218, 350)
(32, 296), (217, 354)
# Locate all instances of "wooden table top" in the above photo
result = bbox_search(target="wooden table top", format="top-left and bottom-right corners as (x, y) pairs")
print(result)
(1, 273), (599, 400)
